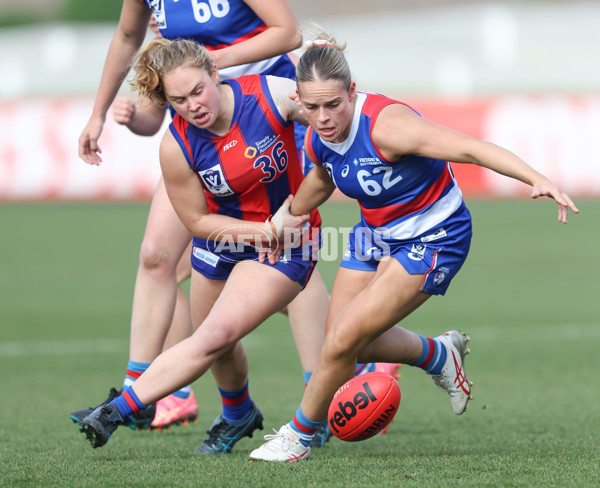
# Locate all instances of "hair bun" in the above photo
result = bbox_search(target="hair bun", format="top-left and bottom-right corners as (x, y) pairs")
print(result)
(303, 39), (334, 50)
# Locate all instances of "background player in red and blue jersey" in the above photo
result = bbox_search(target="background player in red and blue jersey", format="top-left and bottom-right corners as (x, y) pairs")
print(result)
(250, 33), (579, 462)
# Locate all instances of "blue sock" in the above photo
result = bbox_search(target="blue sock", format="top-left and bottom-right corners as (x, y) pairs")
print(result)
(218, 380), (253, 424)
(303, 371), (312, 387)
(123, 360), (150, 388)
(410, 335), (447, 375)
(355, 363), (376, 375)
(172, 385), (191, 400)
(111, 386), (147, 418)
(289, 405), (323, 447)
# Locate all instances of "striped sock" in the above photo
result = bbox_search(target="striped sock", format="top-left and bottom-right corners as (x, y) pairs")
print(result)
(111, 386), (147, 418)
(355, 363), (376, 375)
(410, 335), (447, 375)
(123, 360), (150, 388)
(218, 380), (252, 424)
(172, 385), (192, 400)
(289, 405), (323, 447)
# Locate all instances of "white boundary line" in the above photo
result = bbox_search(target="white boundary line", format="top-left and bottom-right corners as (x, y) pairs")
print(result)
(0, 336), (264, 357)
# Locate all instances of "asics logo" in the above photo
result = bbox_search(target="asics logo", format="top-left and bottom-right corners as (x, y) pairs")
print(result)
(286, 450), (309, 461)
(452, 350), (470, 395)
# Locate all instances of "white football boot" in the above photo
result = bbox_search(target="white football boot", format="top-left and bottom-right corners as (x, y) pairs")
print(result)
(249, 424), (310, 462)
(431, 330), (473, 415)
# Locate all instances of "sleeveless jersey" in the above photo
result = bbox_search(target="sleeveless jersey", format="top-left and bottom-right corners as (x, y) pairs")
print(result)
(140, 0), (295, 79)
(305, 92), (465, 241)
(169, 75), (320, 231)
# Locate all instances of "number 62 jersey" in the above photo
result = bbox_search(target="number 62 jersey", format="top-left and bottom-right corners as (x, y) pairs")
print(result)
(304, 92), (466, 242)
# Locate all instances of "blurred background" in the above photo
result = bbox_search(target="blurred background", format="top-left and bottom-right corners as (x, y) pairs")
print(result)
(0, 0), (599, 200)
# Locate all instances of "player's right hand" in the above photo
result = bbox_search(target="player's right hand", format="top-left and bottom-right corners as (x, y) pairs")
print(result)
(112, 97), (136, 126)
(78, 117), (105, 166)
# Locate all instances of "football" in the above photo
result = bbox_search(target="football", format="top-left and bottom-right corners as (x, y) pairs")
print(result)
(327, 371), (401, 442)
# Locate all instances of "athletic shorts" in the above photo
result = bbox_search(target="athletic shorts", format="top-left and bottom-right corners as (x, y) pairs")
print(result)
(340, 206), (472, 296)
(190, 236), (318, 287)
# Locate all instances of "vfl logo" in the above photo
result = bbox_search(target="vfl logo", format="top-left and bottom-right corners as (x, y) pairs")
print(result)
(408, 244), (426, 261)
(223, 140), (238, 151)
(149, 0), (166, 28)
(198, 164), (234, 197)
(245, 146), (257, 158)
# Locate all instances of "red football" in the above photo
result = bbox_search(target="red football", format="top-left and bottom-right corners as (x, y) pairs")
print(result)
(327, 371), (401, 442)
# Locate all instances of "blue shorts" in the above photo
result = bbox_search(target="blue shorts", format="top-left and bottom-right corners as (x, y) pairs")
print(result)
(340, 206), (472, 296)
(190, 237), (317, 287)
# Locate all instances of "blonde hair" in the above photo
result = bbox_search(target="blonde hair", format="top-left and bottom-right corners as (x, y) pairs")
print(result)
(296, 28), (351, 91)
(131, 38), (215, 106)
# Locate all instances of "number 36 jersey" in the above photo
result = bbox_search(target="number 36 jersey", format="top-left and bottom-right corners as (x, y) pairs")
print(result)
(169, 75), (320, 230)
(305, 92), (466, 241)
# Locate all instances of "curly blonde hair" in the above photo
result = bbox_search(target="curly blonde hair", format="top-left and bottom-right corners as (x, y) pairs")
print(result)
(296, 28), (351, 91)
(131, 38), (215, 106)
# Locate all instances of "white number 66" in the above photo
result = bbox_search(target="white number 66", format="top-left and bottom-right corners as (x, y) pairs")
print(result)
(192, 0), (230, 23)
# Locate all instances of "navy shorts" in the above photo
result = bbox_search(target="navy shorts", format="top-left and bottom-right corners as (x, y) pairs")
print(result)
(191, 237), (317, 287)
(340, 207), (472, 296)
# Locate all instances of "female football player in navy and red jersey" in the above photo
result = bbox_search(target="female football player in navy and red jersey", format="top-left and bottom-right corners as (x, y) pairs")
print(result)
(73, 0), (349, 450)
(249, 33), (580, 462)
(79, 38), (327, 451)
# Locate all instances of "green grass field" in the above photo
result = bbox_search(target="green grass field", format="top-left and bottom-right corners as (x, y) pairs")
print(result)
(1, 199), (598, 487)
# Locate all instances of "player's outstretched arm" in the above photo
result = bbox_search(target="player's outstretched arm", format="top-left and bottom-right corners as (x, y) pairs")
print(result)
(374, 103), (580, 223)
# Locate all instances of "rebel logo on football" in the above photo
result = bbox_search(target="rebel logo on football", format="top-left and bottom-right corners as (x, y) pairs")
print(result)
(328, 381), (377, 434)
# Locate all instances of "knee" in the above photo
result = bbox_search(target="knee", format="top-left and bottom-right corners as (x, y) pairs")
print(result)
(139, 238), (178, 274)
(324, 324), (363, 361)
(191, 324), (239, 359)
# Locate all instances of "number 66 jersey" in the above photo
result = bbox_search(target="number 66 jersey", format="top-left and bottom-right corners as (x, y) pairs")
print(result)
(305, 92), (466, 242)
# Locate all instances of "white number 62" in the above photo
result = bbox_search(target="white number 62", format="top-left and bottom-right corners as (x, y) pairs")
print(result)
(357, 166), (403, 196)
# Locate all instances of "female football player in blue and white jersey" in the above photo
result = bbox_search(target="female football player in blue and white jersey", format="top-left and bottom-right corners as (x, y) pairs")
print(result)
(249, 32), (580, 462)
(73, 0), (343, 450)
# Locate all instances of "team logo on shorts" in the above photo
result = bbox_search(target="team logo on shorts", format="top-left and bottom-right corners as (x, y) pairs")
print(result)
(408, 244), (426, 261)
(434, 267), (450, 285)
(198, 165), (234, 197)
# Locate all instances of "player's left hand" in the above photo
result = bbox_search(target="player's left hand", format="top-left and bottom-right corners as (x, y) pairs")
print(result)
(530, 181), (580, 223)
(259, 195), (309, 264)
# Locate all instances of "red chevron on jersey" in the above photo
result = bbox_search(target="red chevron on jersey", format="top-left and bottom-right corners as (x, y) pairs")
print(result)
(359, 164), (455, 227)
